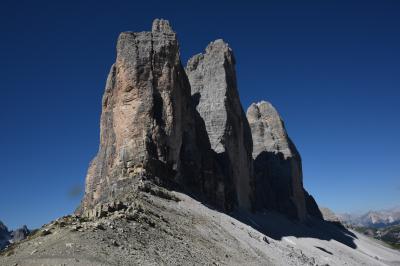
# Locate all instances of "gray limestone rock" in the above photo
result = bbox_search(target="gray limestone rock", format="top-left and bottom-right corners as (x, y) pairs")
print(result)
(319, 207), (340, 222)
(186, 39), (254, 209)
(80, 19), (227, 213)
(79, 19), (320, 218)
(247, 101), (308, 220)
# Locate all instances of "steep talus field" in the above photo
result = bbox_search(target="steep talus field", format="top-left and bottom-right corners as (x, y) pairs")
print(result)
(1, 185), (400, 265)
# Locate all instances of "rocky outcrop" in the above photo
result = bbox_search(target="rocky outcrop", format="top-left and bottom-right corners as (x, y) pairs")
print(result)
(80, 19), (321, 219)
(0, 221), (10, 250)
(319, 207), (340, 222)
(186, 40), (253, 209)
(247, 101), (321, 220)
(80, 20), (232, 213)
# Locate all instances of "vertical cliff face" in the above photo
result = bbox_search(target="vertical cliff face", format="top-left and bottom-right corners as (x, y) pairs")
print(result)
(186, 40), (254, 209)
(81, 19), (204, 211)
(247, 101), (308, 220)
(81, 20), (235, 213)
(80, 19), (321, 219)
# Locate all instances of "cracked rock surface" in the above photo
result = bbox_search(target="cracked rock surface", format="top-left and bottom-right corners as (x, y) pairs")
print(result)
(80, 19), (227, 213)
(186, 40), (254, 209)
(247, 101), (320, 221)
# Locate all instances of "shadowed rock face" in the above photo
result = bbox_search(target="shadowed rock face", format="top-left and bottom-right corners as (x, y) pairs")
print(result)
(0, 221), (10, 250)
(81, 19), (200, 211)
(80, 20), (232, 213)
(186, 40), (254, 209)
(80, 19), (321, 218)
(305, 190), (324, 220)
(247, 101), (309, 220)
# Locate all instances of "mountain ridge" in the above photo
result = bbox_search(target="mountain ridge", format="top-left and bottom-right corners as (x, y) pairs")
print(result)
(336, 207), (400, 228)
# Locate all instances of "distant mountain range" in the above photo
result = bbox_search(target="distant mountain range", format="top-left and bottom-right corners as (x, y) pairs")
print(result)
(319, 206), (400, 249)
(337, 207), (400, 228)
(0, 220), (30, 250)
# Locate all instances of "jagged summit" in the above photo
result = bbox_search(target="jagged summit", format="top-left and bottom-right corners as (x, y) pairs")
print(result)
(247, 101), (295, 159)
(205, 39), (232, 54)
(79, 19), (247, 214)
(80, 18), (190, 213)
(247, 100), (322, 221)
(186, 39), (253, 209)
(151, 18), (174, 33)
(79, 18), (320, 220)
(0, 222), (30, 251)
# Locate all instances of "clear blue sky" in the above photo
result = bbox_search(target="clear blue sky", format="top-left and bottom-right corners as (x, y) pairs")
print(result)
(1, 0), (399, 229)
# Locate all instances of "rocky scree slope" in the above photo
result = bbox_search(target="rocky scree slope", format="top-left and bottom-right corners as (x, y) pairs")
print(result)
(1, 185), (399, 265)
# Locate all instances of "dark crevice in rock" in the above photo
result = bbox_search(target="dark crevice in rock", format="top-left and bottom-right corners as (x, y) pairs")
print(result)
(79, 19), (321, 224)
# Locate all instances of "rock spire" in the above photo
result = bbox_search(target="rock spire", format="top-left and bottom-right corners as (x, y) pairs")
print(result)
(80, 20), (245, 213)
(247, 101), (315, 220)
(186, 39), (254, 209)
(80, 19), (321, 220)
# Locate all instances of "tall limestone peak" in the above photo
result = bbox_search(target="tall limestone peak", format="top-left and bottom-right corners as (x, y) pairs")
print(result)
(79, 19), (320, 219)
(186, 39), (254, 209)
(247, 101), (296, 159)
(80, 19), (204, 213)
(80, 20), (237, 214)
(151, 18), (174, 33)
(247, 101), (308, 220)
